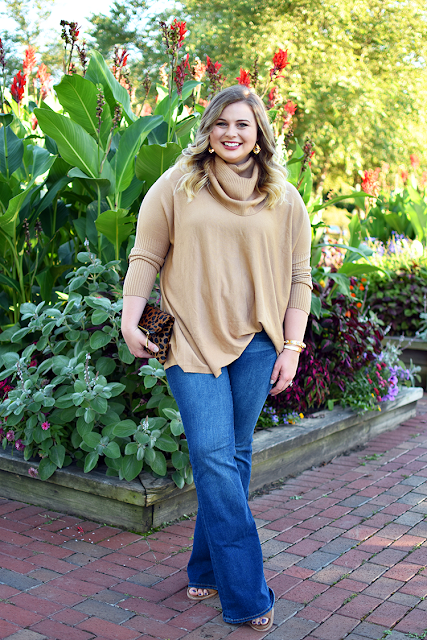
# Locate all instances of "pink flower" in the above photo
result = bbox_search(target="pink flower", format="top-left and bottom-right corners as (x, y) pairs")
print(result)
(36, 63), (52, 100)
(28, 467), (38, 478)
(401, 169), (409, 182)
(41, 421), (50, 431)
(23, 45), (37, 77)
(361, 168), (381, 196)
(410, 154), (420, 170)
(15, 439), (25, 452)
(6, 431), (15, 441)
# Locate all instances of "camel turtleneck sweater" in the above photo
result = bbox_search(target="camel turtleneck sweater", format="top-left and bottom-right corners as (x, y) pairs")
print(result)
(123, 156), (312, 377)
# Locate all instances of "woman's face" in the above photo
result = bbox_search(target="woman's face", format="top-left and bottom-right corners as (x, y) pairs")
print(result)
(209, 101), (258, 165)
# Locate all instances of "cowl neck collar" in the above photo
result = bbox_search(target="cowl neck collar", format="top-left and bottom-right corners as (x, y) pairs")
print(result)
(207, 156), (267, 216)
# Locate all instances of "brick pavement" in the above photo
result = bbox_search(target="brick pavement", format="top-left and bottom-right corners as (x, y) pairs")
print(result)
(1, 395), (427, 639)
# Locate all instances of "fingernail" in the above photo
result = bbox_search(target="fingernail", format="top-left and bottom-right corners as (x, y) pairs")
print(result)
(154, 346), (159, 352)
(270, 379), (274, 384)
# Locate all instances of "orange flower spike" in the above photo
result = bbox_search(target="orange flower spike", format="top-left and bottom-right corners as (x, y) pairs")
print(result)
(349, 285), (354, 290)
(359, 284), (365, 291)
(23, 45), (37, 77)
(356, 302), (362, 308)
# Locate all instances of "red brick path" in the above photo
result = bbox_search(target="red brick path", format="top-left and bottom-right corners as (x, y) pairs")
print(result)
(1, 396), (427, 639)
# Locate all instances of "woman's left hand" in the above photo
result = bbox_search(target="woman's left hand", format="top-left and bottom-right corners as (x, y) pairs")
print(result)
(269, 348), (300, 396)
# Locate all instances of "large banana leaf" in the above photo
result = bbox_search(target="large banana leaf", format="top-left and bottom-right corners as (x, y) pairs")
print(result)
(86, 52), (136, 124)
(54, 74), (112, 148)
(68, 168), (111, 199)
(114, 115), (163, 194)
(95, 208), (135, 259)
(30, 146), (56, 180)
(35, 109), (115, 190)
(0, 125), (24, 177)
(35, 109), (100, 179)
(135, 143), (182, 189)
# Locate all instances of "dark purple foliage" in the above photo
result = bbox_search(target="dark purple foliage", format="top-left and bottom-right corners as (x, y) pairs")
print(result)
(269, 282), (384, 415)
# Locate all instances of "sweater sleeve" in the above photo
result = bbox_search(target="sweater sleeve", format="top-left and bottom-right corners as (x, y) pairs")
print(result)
(287, 184), (313, 314)
(123, 172), (174, 299)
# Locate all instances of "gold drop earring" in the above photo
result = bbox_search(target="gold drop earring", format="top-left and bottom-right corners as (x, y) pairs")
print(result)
(208, 146), (215, 154)
(253, 143), (261, 155)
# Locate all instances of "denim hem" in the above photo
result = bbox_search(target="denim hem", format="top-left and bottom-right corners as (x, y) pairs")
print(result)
(222, 590), (275, 624)
(188, 582), (218, 590)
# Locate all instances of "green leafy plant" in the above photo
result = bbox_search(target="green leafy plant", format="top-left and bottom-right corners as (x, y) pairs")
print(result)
(0, 252), (191, 487)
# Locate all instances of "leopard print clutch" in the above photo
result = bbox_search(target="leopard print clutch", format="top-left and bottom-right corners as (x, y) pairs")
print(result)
(138, 304), (174, 365)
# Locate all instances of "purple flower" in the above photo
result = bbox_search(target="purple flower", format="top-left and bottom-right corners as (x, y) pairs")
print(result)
(28, 467), (38, 478)
(41, 421), (50, 431)
(6, 430), (15, 441)
(15, 439), (25, 452)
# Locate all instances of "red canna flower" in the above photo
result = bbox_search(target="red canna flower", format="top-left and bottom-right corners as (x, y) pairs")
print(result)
(236, 68), (251, 87)
(23, 45), (37, 77)
(361, 168), (381, 196)
(174, 53), (191, 95)
(410, 154), (420, 170)
(270, 48), (289, 80)
(170, 19), (187, 48)
(11, 70), (26, 104)
(267, 86), (279, 109)
(420, 170), (427, 188)
(206, 56), (224, 95)
(400, 168), (409, 182)
(36, 63), (52, 100)
(206, 56), (222, 75)
(284, 99), (297, 115)
(31, 114), (38, 130)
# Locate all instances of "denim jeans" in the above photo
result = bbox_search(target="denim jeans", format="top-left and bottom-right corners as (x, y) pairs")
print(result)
(166, 330), (277, 623)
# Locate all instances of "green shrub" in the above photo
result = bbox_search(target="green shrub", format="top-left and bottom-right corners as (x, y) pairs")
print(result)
(0, 252), (192, 488)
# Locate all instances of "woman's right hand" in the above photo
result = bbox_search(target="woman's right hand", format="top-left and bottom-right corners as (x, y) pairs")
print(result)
(121, 295), (159, 359)
(121, 325), (159, 359)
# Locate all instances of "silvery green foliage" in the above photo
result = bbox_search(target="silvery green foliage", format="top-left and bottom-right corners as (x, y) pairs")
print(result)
(0, 253), (191, 488)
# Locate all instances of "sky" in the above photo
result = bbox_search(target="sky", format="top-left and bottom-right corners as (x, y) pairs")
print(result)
(0, 0), (171, 37)
(0, 0), (115, 35)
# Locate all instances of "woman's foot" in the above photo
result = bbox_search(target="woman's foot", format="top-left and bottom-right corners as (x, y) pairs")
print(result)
(249, 608), (274, 632)
(187, 587), (218, 601)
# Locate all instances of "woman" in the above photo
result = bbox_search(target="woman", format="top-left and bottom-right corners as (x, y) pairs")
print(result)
(121, 84), (312, 632)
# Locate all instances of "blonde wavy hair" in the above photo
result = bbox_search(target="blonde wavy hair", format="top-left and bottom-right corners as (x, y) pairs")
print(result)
(175, 85), (288, 208)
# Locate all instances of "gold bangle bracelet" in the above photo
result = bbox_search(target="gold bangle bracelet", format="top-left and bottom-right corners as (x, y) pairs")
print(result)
(284, 339), (306, 349)
(283, 344), (302, 353)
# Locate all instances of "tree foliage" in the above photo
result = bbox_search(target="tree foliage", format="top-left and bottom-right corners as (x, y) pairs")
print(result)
(87, 0), (427, 190)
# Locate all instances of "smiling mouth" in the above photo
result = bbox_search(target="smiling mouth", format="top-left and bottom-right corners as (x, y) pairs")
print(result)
(222, 142), (241, 148)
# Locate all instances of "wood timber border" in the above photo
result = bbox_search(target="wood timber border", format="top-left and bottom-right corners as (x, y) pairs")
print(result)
(0, 387), (422, 533)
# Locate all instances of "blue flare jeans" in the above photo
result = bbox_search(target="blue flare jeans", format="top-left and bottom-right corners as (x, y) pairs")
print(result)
(165, 330), (277, 624)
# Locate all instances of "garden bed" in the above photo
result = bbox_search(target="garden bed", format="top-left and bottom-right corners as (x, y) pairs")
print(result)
(0, 387), (422, 533)
(383, 336), (427, 390)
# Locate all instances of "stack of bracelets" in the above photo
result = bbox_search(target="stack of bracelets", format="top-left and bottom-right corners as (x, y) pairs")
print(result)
(283, 339), (306, 354)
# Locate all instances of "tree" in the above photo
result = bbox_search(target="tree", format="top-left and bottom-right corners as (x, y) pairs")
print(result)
(84, 0), (427, 190)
